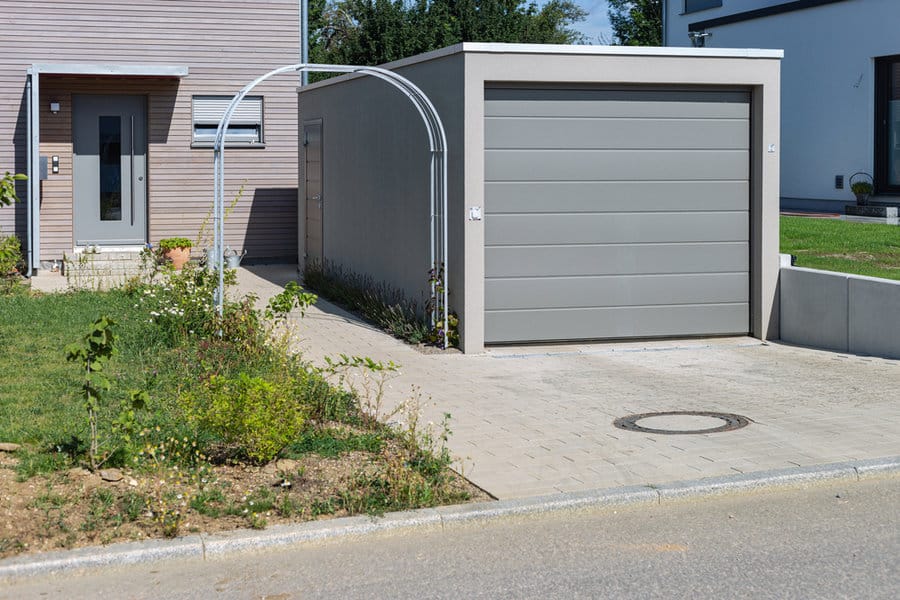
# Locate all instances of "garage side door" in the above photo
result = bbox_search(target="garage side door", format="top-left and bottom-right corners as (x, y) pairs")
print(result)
(484, 88), (750, 344)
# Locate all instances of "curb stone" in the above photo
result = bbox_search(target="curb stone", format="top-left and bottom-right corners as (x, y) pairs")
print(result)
(2, 455), (898, 581)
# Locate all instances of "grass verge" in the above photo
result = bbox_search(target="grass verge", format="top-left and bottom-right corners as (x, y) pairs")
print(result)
(780, 216), (900, 280)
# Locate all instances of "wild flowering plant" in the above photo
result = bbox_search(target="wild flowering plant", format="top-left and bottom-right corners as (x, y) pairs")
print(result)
(133, 263), (239, 343)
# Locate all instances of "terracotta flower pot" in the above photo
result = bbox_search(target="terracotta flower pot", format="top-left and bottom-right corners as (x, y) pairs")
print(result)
(164, 247), (191, 270)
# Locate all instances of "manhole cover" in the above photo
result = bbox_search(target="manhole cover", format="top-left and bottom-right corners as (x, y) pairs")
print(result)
(613, 411), (751, 435)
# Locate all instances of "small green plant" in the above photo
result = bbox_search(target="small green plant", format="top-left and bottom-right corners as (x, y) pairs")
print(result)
(180, 372), (307, 463)
(157, 237), (193, 252)
(264, 281), (318, 321)
(322, 354), (400, 424)
(850, 181), (873, 195)
(195, 182), (245, 251)
(64, 316), (118, 471)
(64, 316), (147, 470)
(0, 171), (27, 207)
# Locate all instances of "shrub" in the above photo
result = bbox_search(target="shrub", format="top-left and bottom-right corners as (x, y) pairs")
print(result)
(157, 237), (193, 252)
(0, 233), (23, 293)
(304, 261), (431, 344)
(180, 372), (307, 463)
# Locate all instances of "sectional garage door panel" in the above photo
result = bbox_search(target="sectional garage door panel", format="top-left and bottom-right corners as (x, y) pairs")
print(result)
(486, 181), (750, 213)
(487, 212), (749, 246)
(486, 242), (749, 278)
(484, 88), (751, 119)
(485, 117), (749, 150)
(486, 149), (748, 182)
(485, 304), (750, 344)
(486, 273), (749, 310)
(484, 87), (751, 344)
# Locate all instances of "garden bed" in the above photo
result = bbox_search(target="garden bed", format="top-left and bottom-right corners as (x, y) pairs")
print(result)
(0, 270), (485, 559)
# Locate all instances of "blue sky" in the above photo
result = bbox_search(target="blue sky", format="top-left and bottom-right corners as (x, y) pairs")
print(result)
(572, 0), (613, 44)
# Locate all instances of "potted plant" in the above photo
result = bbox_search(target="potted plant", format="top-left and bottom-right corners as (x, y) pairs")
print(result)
(157, 237), (193, 270)
(849, 172), (874, 206)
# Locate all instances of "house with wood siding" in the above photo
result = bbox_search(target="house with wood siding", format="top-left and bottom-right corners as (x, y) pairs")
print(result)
(0, 0), (301, 271)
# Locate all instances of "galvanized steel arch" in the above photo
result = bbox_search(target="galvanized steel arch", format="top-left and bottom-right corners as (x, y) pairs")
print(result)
(213, 63), (449, 347)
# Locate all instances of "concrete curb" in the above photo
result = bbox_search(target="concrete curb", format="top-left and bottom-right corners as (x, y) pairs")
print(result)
(2, 455), (898, 581)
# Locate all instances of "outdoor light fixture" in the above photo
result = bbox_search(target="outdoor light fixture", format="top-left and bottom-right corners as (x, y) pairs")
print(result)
(49, 101), (60, 114)
(689, 31), (711, 48)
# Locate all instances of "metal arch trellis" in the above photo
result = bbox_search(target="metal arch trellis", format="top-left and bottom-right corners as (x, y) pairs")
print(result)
(212, 63), (450, 348)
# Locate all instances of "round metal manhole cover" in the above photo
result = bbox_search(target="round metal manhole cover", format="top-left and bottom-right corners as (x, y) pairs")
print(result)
(613, 411), (752, 435)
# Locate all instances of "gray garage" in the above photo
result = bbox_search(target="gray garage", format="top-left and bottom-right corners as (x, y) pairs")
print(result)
(483, 87), (751, 343)
(298, 43), (782, 353)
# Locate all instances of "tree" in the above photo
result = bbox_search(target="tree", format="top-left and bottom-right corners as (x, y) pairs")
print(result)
(607, 0), (661, 46)
(311, 0), (587, 68)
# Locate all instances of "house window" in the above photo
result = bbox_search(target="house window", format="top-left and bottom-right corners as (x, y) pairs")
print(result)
(192, 96), (264, 147)
(875, 55), (900, 193)
(684, 0), (722, 13)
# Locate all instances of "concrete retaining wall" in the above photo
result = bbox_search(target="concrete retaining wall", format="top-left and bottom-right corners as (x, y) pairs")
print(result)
(780, 259), (900, 359)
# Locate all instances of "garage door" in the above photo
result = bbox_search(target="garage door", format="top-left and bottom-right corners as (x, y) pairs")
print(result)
(484, 87), (750, 344)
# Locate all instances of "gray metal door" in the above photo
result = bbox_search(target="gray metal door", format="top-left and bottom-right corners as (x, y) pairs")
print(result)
(303, 120), (323, 265)
(484, 87), (751, 344)
(73, 95), (147, 245)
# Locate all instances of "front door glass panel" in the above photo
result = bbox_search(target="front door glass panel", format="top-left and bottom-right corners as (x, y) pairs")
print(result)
(98, 116), (122, 221)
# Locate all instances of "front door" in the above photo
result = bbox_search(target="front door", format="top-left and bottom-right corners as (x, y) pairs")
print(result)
(303, 120), (323, 266)
(73, 95), (147, 245)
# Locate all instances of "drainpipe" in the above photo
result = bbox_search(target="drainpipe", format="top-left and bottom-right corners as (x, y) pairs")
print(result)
(24, 72), (33, 277)
(300, 0), (308, 86)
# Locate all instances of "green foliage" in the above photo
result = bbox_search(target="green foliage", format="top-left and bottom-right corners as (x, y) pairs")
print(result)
(180, 372), (308, 463)
(264, 280), (318, 321)
(157, 237), (193, 252)
(0, 233), (21, 274)
(14, 449), (71, 481)
(850, 181), (873, 195)
(781, 216), (900, 280)
(607, 0), (661, 46)
(304, 261), (433, 344)
(135, 264), (244, 345)
(64, 316), (117, 471)
(0, 233), (23, 294)
(64, 317), (147, 470)
(0, 171), (27, 207)
(426, 264), (459, 348)
(284, 428), (385, 458)
(311, 0), (587, 69)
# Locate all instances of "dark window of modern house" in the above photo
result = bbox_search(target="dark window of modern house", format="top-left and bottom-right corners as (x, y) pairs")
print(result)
(875, 55), (900, 192)
(684, 0), (722, 13)
(192, 96), (264, 147)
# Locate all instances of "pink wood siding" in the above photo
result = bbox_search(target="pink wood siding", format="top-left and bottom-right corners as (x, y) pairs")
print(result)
(0, 0), (300, 262)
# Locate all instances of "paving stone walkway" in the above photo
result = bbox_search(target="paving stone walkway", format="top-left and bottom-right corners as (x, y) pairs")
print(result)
(216, 266), (900, 498)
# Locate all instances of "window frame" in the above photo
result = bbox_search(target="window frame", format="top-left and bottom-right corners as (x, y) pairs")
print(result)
(191, 95), (265, 148)
(683, 0), (723, 14)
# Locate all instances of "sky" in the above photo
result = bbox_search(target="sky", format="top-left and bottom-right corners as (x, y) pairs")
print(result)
(572, 0), (614, 44)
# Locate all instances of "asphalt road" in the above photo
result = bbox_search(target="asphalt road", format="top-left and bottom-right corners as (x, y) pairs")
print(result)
(5, 476), (899, 599)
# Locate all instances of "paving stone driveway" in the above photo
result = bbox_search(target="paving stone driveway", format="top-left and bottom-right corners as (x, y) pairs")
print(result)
(240, 267), (900, 500)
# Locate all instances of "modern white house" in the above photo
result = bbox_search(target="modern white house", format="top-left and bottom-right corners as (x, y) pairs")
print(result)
(664, 0), (900, 211)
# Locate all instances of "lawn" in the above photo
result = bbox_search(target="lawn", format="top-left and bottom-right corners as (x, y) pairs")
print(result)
(0, 270), (481, 558)
(780, 216), (900, 280)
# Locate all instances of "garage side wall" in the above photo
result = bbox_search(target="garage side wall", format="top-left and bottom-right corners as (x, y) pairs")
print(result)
(298, 55), (465, 316)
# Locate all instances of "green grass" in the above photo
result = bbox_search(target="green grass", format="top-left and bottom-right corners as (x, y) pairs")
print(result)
(0, 290), (169, 451)
(780, 216), (900, 280)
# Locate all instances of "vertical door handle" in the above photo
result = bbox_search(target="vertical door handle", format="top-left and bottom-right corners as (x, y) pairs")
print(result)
(130, 115), (135, 227)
